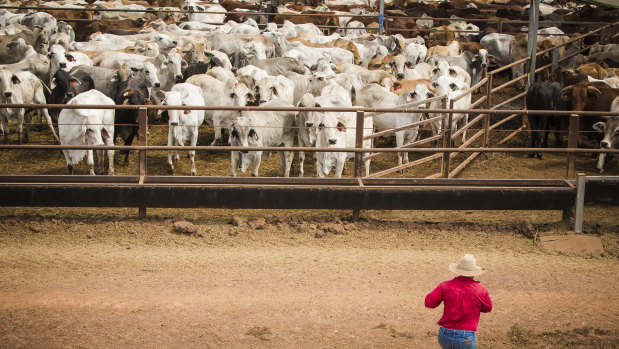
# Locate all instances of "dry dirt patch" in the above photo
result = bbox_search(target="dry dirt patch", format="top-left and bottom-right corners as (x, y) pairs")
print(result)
(0, 207), (617, 348)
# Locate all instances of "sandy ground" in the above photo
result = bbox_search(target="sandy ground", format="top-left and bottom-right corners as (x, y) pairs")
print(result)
(0, 207), (617, 349)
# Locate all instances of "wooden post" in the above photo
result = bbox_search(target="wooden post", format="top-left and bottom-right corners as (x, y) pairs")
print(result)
(566, 114), (579, 180)
(441, 99), (453, 178)
(354, 111), (364, 178)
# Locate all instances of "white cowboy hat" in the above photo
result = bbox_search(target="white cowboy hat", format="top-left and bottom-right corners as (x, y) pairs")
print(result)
(449, 254), (485, 277)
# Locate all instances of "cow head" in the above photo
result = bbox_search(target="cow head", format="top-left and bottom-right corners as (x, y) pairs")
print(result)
(227, 79), (253, 108)
(593, 118), (619, 150)
(561, 84), (601, 111)
(297, 93), (323, 146)
(161, 51), (186, 82)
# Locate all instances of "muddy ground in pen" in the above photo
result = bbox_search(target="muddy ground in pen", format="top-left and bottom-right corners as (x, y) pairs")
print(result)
(0, 77), (618, 348)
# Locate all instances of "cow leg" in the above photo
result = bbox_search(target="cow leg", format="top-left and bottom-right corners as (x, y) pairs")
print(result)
(597, 153), (606, 173)
(1, 113), (8, 144)
(279, 150), (293, 177)
(230, 151), (239, 177)
(395, 131), (405, 167)
(211, 113), (223, 146)
(334, 155), (345, 178)
(39, 108), (60, 144)
(461, 114), (468, 142)
(87, 149), (95, 175)
(16, 114), (23, 145)
(167, 129), (175, 174)
(67, 164), (74, 175)
(123, 130), (136, 166)
(251, 152), (261, 177)
(96, 149), (105, 175)
(189, 131), (198, 176)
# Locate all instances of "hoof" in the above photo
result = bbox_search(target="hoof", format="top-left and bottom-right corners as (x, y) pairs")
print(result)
(537, 154), (543, 160)
(168, 167), (174, 175)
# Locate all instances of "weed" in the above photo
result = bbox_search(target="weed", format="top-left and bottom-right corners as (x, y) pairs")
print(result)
(245, 326), (271, 341)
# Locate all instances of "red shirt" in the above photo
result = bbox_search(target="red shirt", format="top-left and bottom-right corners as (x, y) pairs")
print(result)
(425, 276), (493, 331)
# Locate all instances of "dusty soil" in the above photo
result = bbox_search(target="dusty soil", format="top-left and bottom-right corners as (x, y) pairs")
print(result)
(0, 207), (617, 348)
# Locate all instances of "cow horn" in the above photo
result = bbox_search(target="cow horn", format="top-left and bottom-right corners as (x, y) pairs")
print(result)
(560, 86), (573, 96)
(587, 86), (601, 96)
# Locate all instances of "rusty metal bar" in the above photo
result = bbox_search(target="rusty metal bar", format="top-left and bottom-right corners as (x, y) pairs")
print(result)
(138, 108), (147, 184)
(491, 92), (526, 111)
(566, 114), (579, 180)
(442, 102), (453, 178)
(367, 153), (442, 178)
(450, 152), (481, 179)
(3, 103), (619, 118)
(452, 114), (484, 140)
(363, 134), (442, 161)
(489, 113), (518, 131)
(354, 111), (364, 178)
(1, 143), (617, 155)
(497, 124), (527, 145)
(491, 73), (528, 93)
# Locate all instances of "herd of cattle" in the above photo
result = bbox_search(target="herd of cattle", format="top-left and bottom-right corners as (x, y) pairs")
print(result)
(0, 0), (617, 177)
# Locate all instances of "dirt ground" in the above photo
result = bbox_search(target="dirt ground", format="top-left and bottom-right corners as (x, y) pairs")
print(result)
(1, 69), (618, 348)
(0, 206), (617, 349)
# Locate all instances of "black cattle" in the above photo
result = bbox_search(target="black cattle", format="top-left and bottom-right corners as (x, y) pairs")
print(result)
(114, 77), (149, 166)
(49, 69), (95, 122)
(526, 81), (566, 159)
(180, 57), (223, 82)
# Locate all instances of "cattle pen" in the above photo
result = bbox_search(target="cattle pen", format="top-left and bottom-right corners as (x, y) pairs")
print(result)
(0, 8), (617, 229)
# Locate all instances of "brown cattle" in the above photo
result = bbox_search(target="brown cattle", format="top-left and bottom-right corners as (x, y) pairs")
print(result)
(368, 55), (395, 73)
(561, 83), (619, 144)
(391, 79), (435, 96)
(458, 41), (486, 54)
(39, 6), (98, 21)
(386, 18), (423, 38)
(72, 19), (146, 42)
(428, 26), (456, 42)
(273, 11), (340, 34)
(577, 62), (609, 80)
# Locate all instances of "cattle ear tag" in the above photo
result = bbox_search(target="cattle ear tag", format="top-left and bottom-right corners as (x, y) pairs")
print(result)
(206, 53), (214, 61)
(337, 122), (344, 132)
(184, 110), (190, 114)
(451, 85), (457, 92)
(144, 100), (151, 105)
(66, 55), (75, 62)
(101, 129), (109, 139)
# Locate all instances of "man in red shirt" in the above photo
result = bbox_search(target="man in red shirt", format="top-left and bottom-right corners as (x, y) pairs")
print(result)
(425, 254), (493, 349)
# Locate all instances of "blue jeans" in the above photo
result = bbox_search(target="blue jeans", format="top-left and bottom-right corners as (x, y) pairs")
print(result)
(438, 326), (477, 349)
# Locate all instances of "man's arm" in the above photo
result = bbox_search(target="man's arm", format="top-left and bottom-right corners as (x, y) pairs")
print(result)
(425, 284), (443, 309)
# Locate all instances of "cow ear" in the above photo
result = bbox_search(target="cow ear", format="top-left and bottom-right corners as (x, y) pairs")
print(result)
(69, 78), (81, 86)
(592, 122), (606, 132)
(144, 99), (151, 105)
(197, 6), (205, 11)
(272, 87), (278, 96)
(11, 75), (20, 84)
(181, 60), (187, 67)
(488, 55), (495, 62)
(318, 122), (325, 129)
(248, 129), (258, 140)
(160, 61), (168, 69)
(65, 54), (75, 62)
(406, 91), (415, 102)
(337, 122), (345, 132)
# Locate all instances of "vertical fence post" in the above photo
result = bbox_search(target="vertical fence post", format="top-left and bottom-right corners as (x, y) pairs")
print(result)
(354, 111), (364, 178)
(551, 47), (559, 73)
(483, 74), (493, 147)
(441, 99), (453, 178)
(574, 173), (586, 233)
(566, 113), (579, 180)
(138, 107), (147, 219)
